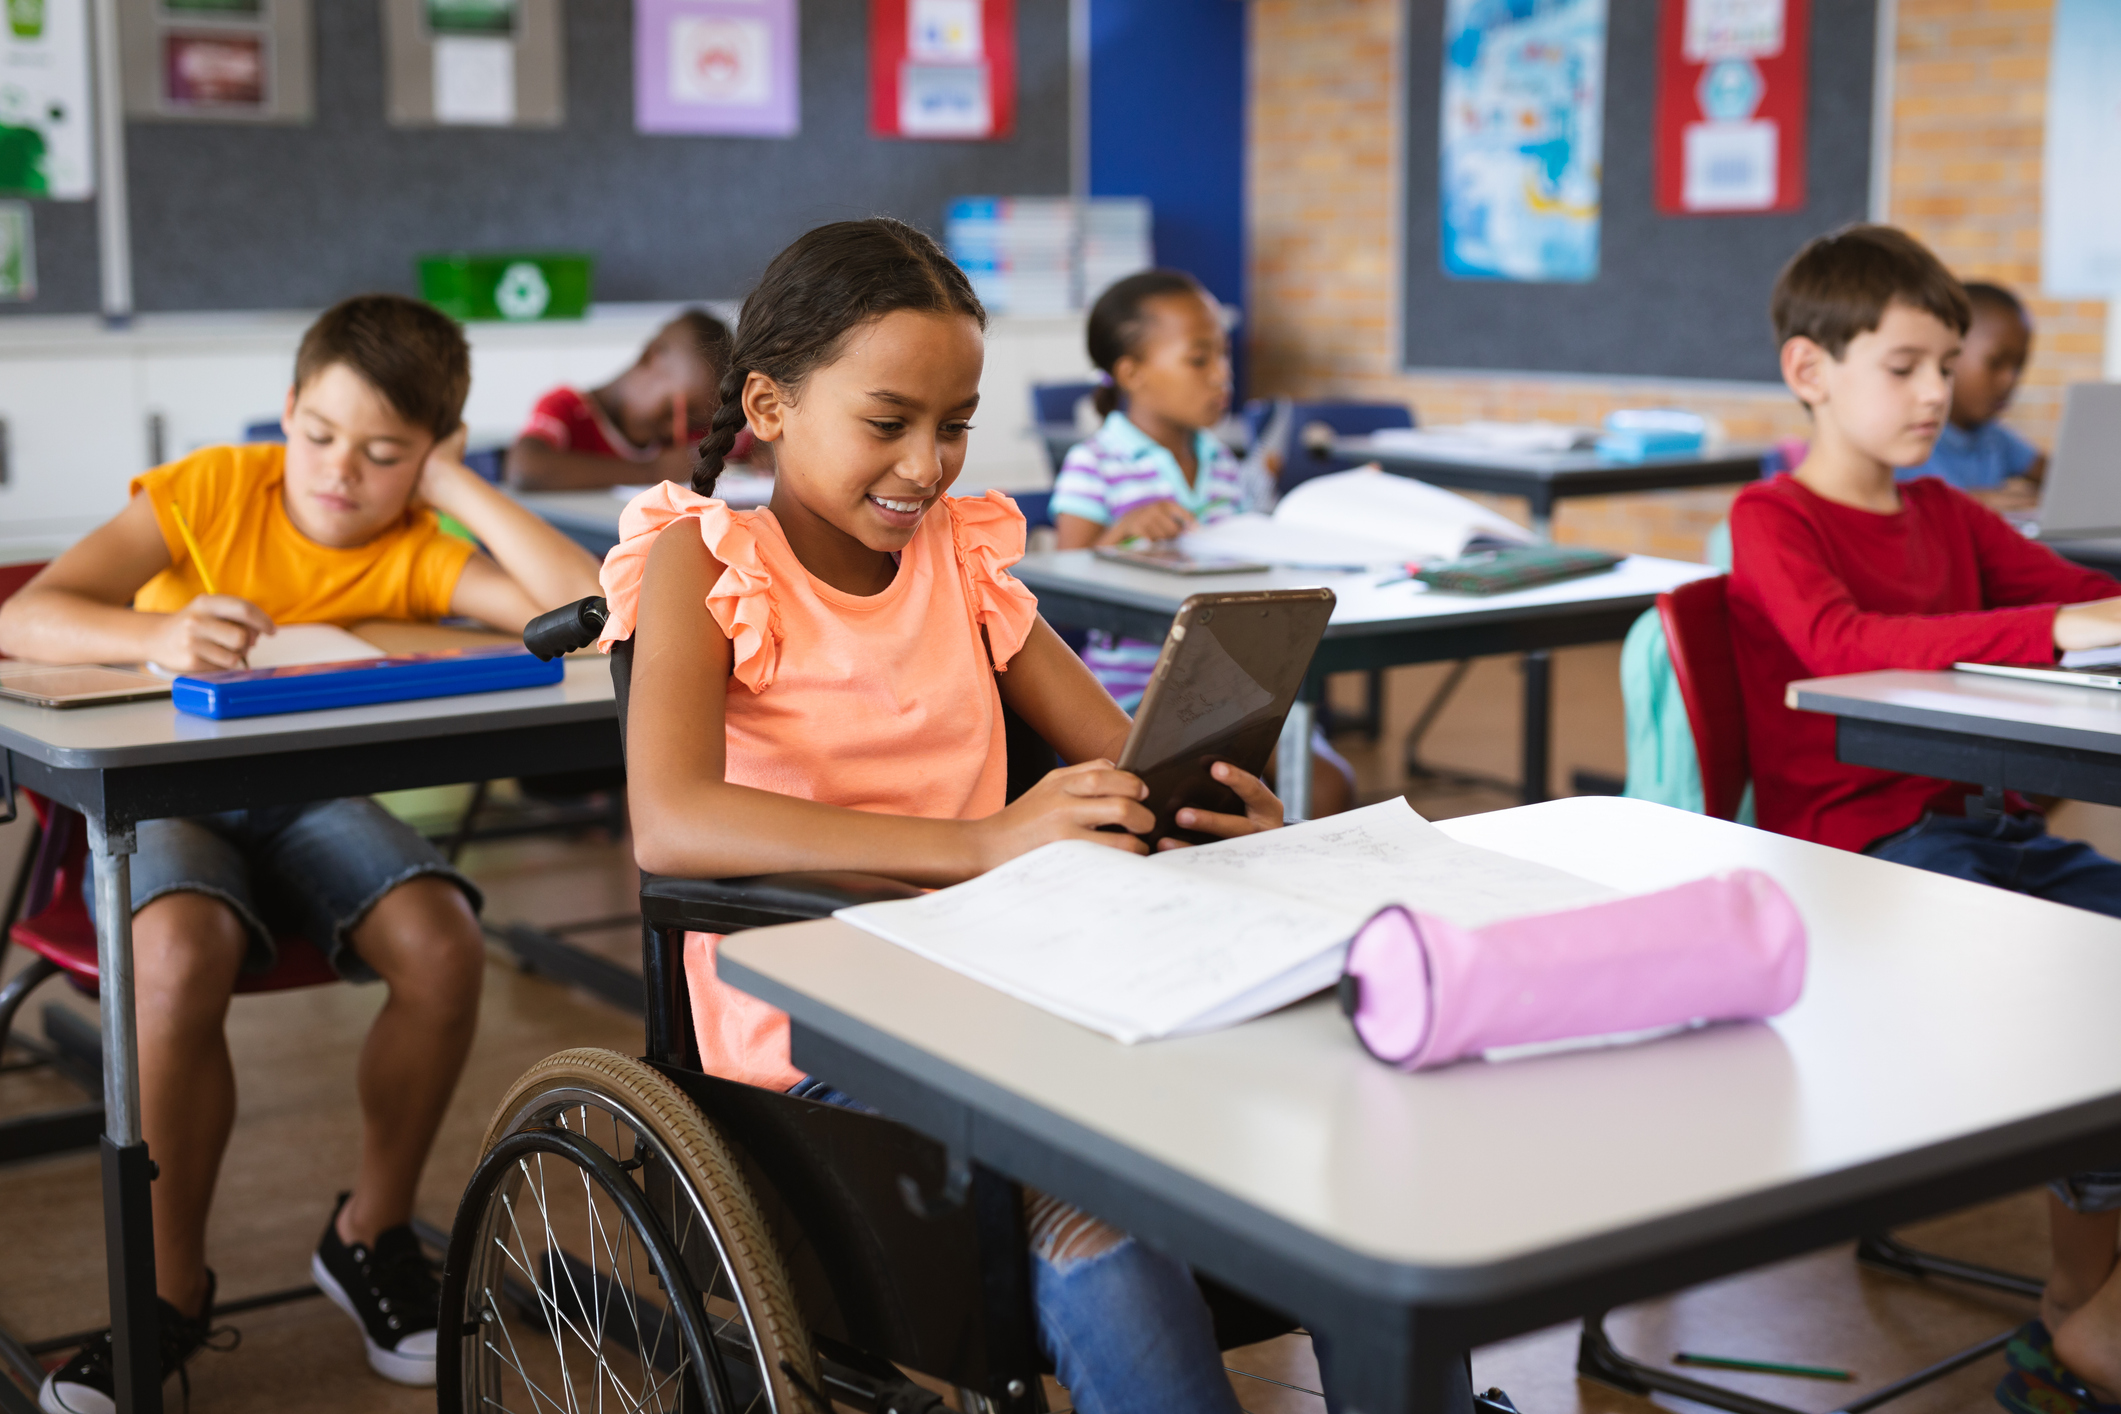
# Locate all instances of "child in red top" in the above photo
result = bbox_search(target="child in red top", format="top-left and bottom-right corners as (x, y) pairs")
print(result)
(1730, 225), (2121, 1402)
(506, 309), (753, 489)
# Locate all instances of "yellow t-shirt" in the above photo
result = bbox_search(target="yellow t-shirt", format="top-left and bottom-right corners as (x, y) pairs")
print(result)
(130, 444), (476, 626)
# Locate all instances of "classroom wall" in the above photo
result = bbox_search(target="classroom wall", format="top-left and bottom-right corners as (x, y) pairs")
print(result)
(1088, 0), (1246, 310)
(1247, 0), (2110, 561)
(4, 2), (1070, 318)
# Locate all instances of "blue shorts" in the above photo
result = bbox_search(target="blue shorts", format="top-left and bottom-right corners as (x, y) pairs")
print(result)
(84, 797), (481, 983)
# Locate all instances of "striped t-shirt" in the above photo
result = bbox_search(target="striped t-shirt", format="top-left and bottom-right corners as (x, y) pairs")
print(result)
(1051, 410), (1250, 708)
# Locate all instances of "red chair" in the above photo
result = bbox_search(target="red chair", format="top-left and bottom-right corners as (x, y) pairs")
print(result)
(1656, 574), (1749, 822)
(0, 563), (338, 1165)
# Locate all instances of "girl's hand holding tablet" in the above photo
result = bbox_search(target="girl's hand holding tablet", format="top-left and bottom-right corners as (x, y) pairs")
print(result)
(1159, 761), (1283, 850)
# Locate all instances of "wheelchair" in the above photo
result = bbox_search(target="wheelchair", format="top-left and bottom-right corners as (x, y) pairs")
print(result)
(435, 598), (1305, 1413)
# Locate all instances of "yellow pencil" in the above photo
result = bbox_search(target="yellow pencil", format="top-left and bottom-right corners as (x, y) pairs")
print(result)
(169, 503), (219, 596)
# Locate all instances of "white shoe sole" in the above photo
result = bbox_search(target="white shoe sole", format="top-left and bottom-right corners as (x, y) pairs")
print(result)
(310, 1251), (438, 1387)
(38, 1374), (113, 1414)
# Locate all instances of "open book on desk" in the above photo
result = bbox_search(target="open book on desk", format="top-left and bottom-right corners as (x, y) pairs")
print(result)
(834, 799), (1616, 1043)
(1177, 467), (1529, 570)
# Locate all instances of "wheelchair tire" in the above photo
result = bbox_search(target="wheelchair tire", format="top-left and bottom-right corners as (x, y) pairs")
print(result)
(439, 1048), (818, 1414)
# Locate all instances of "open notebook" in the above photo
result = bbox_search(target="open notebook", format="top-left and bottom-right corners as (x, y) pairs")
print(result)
(149, 623), (386, 678)
(834, 799), (1617, 1043)
(1177, 467), (1529, 570)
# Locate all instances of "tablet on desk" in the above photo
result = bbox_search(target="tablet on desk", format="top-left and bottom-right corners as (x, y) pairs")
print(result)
(0, 662), (171, 708)
(1118, 587), (1336, 842)
(1955, 660), (2121, 691)
(1092, 544), (1272, 575)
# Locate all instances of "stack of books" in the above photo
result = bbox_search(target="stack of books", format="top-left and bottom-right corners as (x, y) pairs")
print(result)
(944, 196), (1153, 315)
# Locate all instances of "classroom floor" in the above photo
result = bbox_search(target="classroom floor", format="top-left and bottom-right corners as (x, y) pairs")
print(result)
(2, 644), (2108, 1413)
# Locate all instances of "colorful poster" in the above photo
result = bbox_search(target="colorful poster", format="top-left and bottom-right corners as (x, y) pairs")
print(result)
(635, 0), (798, 137)
(869, 0), (1014, 141)
(0, 0), (92, 199)
(1654, 0), (1808, 214)
(164, 31), (269, 109)
(1439, 0), (1605, 283)
(2043, 0), (2121, 296)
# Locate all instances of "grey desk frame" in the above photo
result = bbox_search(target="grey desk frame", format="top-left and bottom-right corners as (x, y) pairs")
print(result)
(719, 797), (2121, 1414)
(1329, 439), (1770, 539)
(1013, 551), (1712, 815)
(1791, 668), (2121, 809)
(0, 662), (621, 1414)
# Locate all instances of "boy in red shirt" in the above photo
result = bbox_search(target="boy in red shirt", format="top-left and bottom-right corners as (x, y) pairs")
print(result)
(1731, 224), (2121, 1406)
(506, 308), (752, 489)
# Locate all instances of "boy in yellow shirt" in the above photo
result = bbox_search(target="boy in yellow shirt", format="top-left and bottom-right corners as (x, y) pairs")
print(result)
(0, 294), (603, 1411)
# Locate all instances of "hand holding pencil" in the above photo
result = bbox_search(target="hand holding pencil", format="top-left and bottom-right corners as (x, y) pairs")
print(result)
(150, 502), (275, 672)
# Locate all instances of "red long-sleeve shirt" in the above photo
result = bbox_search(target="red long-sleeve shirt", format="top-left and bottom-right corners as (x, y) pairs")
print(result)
(1729, 474), (2117, 852)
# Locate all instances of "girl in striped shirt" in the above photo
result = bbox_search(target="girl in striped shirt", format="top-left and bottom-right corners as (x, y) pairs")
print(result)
(1053, 270), (1354, 814)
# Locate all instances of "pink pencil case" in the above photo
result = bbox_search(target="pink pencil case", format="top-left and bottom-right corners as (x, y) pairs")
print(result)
(1338, 869), (1806, 1071)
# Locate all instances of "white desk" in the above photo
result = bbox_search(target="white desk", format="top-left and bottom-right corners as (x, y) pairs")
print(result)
(720, 795), (2121, 1412)
(1014, 550), (1716, 812)
(1790, 668), (2121, 808)
(0, 656), (619, 1414)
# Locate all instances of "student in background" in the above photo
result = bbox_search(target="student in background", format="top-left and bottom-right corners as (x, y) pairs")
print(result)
(610, 219), (1295, 1414)
(1895, 280), (2045, 511)
(1051, 269), (1354, 817)
(506, 308), (753, 490)
(0, 295), (602, 1412)
(1723, 226), (2121, 1412)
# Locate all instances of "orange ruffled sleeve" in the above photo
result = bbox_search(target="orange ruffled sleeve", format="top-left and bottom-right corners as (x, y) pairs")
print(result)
(596, 482), (784, 692)
(945, 491), (1039, 671)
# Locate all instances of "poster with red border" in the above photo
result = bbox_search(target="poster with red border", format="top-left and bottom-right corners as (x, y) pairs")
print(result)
(869, 0), (1015, 140)
(1654, 0), (1808, 214)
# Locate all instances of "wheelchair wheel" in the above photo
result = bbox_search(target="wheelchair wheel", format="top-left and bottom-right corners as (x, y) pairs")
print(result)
(438, 1048), (817, 1414)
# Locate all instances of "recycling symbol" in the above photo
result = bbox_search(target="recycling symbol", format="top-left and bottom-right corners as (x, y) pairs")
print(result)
(495, 261), (551, 320)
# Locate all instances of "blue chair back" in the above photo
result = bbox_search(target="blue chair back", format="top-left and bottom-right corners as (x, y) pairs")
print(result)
(1280, 401), (1416, 493)
(1030, 382), (1098, 427)
(243, 419), (285, 443)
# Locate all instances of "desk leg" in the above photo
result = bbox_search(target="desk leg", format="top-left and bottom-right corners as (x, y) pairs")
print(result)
(88, 818), (161, 1414)
(1315, 1312), (1473, 1413)
(1529, 490), (1554, 542)
(1279, 694), (1316, 825)
(1520, 651), (1551, 804)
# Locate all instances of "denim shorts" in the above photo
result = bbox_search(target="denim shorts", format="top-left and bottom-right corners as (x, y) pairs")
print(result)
(83, 797), (482, 983)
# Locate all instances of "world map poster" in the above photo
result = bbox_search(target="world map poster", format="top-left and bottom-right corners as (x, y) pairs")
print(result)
(1439, 0), (1607, 283)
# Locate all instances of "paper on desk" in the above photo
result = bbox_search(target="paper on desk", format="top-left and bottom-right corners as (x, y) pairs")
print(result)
(1177, 469), (1528, 569)
(1366, 422), (1597, 455)
(2061, 647), (2121, 670)
(149, 623), (385, 677)
(835, 799), (1616, 1043)
(613, 469), (774, 508)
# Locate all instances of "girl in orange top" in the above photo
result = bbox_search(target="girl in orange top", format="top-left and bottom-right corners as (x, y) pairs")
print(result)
(604, 218), (1285, 1414)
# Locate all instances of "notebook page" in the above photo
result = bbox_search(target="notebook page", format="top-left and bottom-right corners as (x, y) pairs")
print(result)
(834, 841), (1353, 1043)
(246, 624), (388, 668)
(1148, 798), (1616, 929)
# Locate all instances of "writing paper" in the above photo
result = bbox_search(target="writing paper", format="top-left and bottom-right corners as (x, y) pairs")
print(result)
(836, 799), (1614, 1042)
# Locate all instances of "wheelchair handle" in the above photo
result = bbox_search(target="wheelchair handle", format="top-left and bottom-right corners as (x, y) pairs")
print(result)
(523, 596), (609, 661)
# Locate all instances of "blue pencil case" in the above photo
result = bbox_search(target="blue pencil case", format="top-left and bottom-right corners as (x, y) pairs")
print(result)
(173, 645), (564, 720)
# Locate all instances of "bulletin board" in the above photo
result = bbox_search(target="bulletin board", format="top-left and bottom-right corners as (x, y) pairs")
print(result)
(9, 1), (1067, 317)
(1401, 0), (1878, 385)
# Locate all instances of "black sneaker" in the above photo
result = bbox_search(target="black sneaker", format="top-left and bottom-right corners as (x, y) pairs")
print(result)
(39, 1270), (236, 1414)
(311, 1192), (439, 1386)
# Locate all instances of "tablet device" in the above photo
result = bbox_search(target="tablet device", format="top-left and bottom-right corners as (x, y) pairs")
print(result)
(1117, 587), (1336, 843)
(0, 661), (171, 709)
(1092, 544), (1273, 575)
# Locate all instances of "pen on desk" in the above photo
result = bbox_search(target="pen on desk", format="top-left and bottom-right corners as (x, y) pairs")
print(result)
(1672, 1353), (1854, 1382)
(169, 503), (219, 596)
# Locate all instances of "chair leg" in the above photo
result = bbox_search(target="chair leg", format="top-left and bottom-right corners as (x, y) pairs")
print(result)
(0, 954), (58, 1053)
